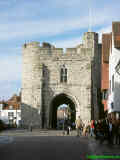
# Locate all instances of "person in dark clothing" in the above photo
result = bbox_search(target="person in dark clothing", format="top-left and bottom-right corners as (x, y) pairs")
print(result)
(113, 120), (120, 145)
(29, 122), (33, 132)
(90, 120), (95, 137)
(94, 120), (98, 139)
(67, 126), (71, 135)
(118, 119), (120, 145)
(100, 120), (109, 144)
(95, 120), (103, 140)
(108, 120), (113, 144)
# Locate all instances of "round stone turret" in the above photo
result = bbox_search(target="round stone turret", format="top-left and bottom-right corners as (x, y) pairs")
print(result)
(22, 41), (43, 128)
(22, 40), (42, 106)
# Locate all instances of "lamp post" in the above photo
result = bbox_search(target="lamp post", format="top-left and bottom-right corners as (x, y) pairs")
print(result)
(62, 108), (66, 135)
(29, 87), (34, 132)
(0, 99), (2, 119)
(38, 104), (42, 129)
(15, 105), (17, 128)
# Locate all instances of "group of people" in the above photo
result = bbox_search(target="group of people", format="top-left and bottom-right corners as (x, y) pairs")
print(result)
(75, 116), (120, 145)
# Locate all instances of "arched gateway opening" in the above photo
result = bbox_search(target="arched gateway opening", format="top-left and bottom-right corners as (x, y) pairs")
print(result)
(49, 93), (76, 129)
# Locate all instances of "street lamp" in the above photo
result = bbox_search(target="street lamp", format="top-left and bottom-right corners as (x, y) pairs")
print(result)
(62, 108), (65, 135)
(29, 87), (34, 131)
(38, 105), (41, 128)
(38, 109), (40, 115)
(67, 104), (71, 120)
(0, 99), (2, 119)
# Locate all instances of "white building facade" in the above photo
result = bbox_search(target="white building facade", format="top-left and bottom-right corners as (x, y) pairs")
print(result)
(108, 22), (120, 119)
(0, 104), (21, 126)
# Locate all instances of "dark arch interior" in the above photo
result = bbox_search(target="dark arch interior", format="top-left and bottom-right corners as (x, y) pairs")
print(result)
(50, 94), (76, 129)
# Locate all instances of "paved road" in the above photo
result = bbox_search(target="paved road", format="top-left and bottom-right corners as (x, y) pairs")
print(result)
(0, 136), (91, 160)
(0, 129), (120, 160)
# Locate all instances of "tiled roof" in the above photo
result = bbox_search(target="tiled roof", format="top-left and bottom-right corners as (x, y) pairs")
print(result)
(0, 94), (21, 110)
(102, 33), (111, 63)
(112, 22), (120, 48)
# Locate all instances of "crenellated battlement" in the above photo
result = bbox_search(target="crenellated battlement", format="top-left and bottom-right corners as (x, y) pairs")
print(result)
(23, 41), (40, 48)
(39, 48), (63, 55)
(66, 48), (77, 54)
(22, 32), (99, 60)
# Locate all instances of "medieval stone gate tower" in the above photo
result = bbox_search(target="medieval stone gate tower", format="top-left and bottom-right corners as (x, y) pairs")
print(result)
(21, 32), (101, 129)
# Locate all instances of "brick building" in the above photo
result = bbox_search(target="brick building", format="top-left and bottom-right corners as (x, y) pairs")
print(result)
(101, 34), (111, 114)
(101, 22), (120, 120)
(108, 22), (120, 119)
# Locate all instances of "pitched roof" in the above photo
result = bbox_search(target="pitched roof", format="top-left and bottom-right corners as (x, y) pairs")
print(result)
(112, 22), (120, 48)
(102, 33), (111, 63)
(0, 94), (21, 110)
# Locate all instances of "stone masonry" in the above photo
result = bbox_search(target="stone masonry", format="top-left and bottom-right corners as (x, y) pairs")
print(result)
(21, 32), (101, 128)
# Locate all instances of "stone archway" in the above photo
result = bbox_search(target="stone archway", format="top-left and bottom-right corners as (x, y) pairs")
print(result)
(49, 93), (77, 129)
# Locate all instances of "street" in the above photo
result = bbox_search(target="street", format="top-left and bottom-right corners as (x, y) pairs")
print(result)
(0, 136), (90, 160)
(0, 129), (120, 160)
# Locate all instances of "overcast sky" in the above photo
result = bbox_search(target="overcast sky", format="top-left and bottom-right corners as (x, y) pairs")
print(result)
(0, 0), (119, 100)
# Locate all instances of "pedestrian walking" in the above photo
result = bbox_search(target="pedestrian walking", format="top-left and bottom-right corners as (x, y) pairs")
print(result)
(29, 122), (33, 132)
(90, 120), (95, 137)
(72, 122), (76, 130)
(118, 119), (120, 145)
(113, 119), (119, 145)
(75, 116), (83, 137)
(95, 120), (103, 140)
(108, 120), (113, 144)
(99, 119), (109, 144)
(94, 120), (98, 139)
(67, 126), (71, 135)
(82, 123), (88, 136)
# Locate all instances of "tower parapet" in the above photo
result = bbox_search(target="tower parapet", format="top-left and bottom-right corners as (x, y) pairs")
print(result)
(23, 41), (40, 49)
(42, 42), (55, 49)
(83, 32), (98, 48)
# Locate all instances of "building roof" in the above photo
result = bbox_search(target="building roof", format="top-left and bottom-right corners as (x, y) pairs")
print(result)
(102, 33), (111, 63)
(112, 22), (120, 48)
(0, 94), (21, 110)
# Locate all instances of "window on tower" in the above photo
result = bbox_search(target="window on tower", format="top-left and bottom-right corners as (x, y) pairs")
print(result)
(60, 65), (67, 83)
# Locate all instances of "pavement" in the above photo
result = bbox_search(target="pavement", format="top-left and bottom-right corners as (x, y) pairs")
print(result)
(0, 128), (77, 136)
(88, 137), (120, 157)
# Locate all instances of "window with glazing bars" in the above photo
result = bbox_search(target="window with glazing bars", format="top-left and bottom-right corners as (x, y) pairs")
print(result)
(60, 66), (67, 83)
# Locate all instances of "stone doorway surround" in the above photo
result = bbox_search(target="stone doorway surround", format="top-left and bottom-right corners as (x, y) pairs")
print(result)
(48, 92), (79, 129)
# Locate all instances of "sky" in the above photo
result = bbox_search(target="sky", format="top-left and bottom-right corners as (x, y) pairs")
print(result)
(0, 0), (120, 100)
